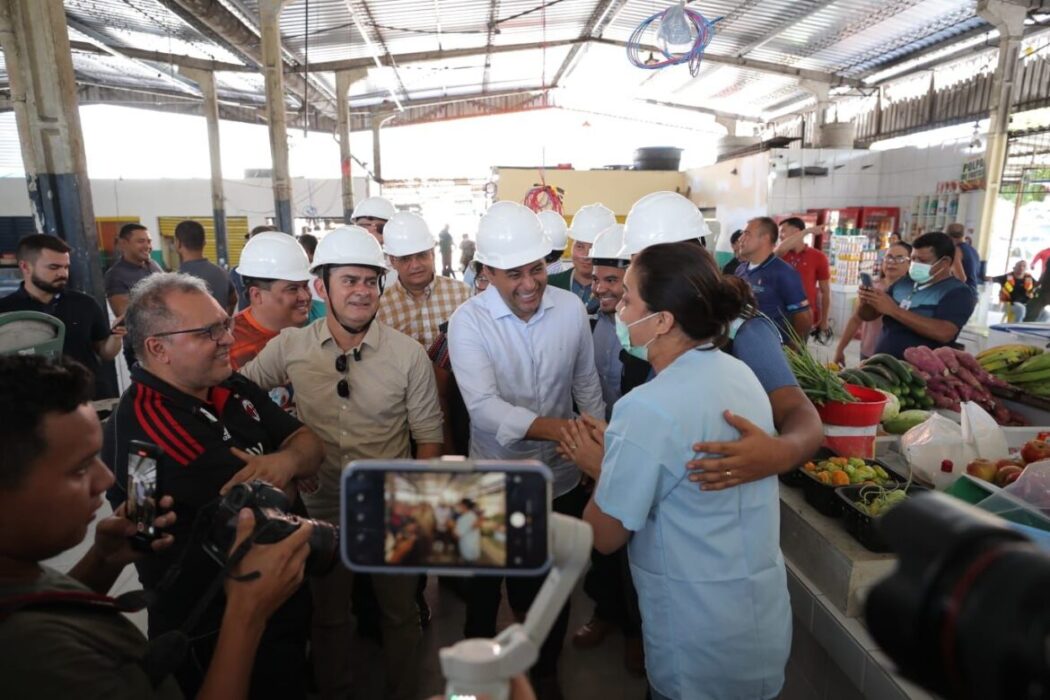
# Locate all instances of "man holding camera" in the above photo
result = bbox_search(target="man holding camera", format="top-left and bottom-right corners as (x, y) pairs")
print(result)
(0, 354), (315, 699)
(240, 225), (444, 700)
(106, 272), (324, 697)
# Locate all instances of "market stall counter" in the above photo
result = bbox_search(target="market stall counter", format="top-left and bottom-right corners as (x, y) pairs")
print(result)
(779, 475), (937, 700)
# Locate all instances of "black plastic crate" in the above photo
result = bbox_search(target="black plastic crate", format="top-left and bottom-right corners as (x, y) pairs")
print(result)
(779, 446), (835, 488)
(799, 451), (906, 518)
(836, 483), (928, 552)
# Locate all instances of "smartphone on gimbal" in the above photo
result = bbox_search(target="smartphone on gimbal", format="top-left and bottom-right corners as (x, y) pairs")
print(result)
(341, 460), (552, 576)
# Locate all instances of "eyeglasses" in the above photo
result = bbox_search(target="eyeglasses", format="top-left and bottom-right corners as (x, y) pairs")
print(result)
(153, 317), (235, 342)
(335, 355), (350, 398)
(885, 255), (910, 263)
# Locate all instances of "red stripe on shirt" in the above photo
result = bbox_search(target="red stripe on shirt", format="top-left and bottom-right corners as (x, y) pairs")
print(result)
(141, 386), (200, 464)
(150, 387), (206, 454)
(133, 386), (190, 466)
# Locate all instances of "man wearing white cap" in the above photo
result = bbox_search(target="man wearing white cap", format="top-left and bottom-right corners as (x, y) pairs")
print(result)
(378, 211), (471, 348)
(549, 203), (617, 315)
(230, 232), (313, 372)
(350, 195), (396, 245)
(537, 210), (571, 275)
(447, 201), (605, 699)
(569, 222), (646, 673)
(240, 225), (443, 700)
(229, 232), (314, 414)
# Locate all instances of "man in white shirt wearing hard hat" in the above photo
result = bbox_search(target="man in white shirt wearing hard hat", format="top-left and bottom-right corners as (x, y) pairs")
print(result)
(447, 201), (605, 699)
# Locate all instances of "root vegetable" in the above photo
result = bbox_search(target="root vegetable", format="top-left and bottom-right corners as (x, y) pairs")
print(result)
(933, 347), (961, 373)
(904, 346), (949, 377)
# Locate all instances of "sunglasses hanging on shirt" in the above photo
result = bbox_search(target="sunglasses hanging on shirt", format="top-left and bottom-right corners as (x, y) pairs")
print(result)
(335, 348), (362, 398)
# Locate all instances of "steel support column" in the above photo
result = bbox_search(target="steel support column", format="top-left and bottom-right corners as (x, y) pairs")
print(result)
(801, 79), (831, 147)
(0, 0), (105, 305)
(372, 112), (394, 186)
(181, 68), (229, 266)
(260, 0), (294, 234)
(336, 69), (366, 223)
(976, 0), (1027, 260)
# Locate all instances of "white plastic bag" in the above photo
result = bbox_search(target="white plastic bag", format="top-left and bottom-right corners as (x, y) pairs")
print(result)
(1003, 459), (1050, 514)
(960, 401), (1008, 461)
(901, 413), (977, 487)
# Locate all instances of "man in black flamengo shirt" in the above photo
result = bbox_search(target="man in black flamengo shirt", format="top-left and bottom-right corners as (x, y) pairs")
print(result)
(104, 272), (324, 699)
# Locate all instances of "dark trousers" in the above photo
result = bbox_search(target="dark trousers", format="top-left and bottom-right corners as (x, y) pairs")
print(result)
(463, 483), (589, 676)
(583, 545), (641, 637)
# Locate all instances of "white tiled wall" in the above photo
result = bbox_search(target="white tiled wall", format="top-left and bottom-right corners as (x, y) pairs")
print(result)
(754, 142), (972, 219)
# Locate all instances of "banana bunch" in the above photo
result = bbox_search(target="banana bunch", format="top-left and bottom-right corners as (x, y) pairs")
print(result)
(977, 344), (1043, 374)
(997, 352), (1050, 395)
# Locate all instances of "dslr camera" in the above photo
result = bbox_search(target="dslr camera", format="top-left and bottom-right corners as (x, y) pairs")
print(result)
(202, 479), (339, 576)
(865, 491), (1050, 700)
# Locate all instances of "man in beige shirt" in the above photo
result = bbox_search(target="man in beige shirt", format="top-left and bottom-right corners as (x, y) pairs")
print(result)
(377, 211), (471, 347)
(240, 225), (443, 700)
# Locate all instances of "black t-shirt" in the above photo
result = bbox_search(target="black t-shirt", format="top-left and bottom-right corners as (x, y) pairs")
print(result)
(0, 284), (111, 396)
(104, 366), (309, 697)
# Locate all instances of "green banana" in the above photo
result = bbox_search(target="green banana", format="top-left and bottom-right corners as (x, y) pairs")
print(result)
(1004, 369), (1050, 385)
(976, 344), (1042, 363)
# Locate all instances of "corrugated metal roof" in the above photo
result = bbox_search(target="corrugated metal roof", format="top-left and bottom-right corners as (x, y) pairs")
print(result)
(0, 1), (1021, 126)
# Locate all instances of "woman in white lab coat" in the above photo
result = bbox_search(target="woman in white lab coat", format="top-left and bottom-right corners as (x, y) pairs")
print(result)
(578, 242), (791, 700)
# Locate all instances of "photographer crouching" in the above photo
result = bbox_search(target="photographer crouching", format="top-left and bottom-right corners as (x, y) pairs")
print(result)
(0, 355), (314, 698)
(103, 273), (325, 698)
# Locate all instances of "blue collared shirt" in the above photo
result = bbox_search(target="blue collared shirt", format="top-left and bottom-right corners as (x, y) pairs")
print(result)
(447, 285), (606, 496)
(592, 312), (623, 419)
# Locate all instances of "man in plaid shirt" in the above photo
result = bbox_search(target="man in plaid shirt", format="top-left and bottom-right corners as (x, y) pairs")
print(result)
(378, 211), (471, 348)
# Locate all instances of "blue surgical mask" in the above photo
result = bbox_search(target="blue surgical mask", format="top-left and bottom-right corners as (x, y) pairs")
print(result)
(909, 257), (943, 285)
(615, 311), (660, 361)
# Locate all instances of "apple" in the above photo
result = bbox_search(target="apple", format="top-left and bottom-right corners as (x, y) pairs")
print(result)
(966, 459), (998, 483)
(995, 465), (1023, 487)
(1020, 439), (1050, 465)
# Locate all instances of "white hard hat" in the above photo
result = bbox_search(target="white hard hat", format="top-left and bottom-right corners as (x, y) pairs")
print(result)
(474, 202), (551, 270)
(588, 224), (629, 263)
(351, 196), (396, 221)
(536, 210), (569, 251)
(383, 212), (435, 257)
(570, 203), (617, 244)
(236, 231), (312, 281)
(619, 191), (711, 257)
(310, 225), (388, 273)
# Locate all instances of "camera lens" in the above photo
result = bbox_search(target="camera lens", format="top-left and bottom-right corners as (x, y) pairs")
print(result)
(306, 520), (340, 575)
(866, 492), (1050, 700)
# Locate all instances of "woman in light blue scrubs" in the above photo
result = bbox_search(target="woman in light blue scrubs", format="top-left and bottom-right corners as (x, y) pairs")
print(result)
(580, 242), (791, 700)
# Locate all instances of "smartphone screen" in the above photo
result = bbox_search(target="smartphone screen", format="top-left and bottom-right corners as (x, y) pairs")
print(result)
(127, 440), (160, 541)
(859, 272), (873, 289)
(342, 460), (552, 576)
